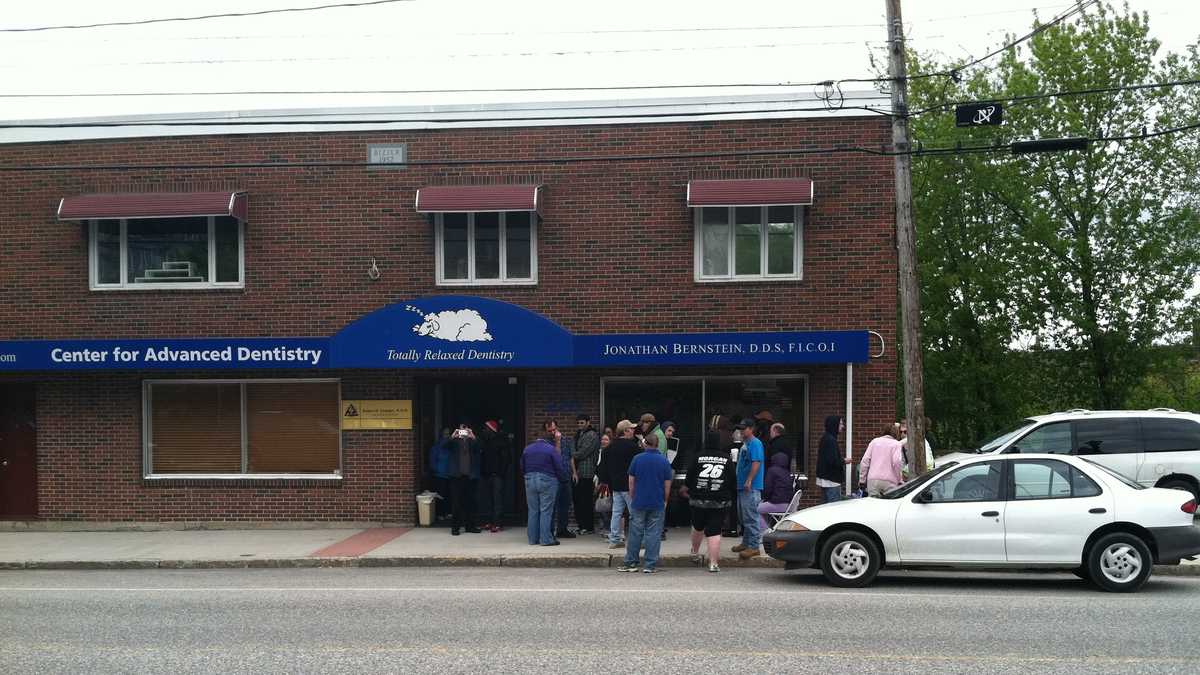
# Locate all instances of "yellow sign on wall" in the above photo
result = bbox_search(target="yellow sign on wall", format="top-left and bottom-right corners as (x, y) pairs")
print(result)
(341, 400), (412, 430)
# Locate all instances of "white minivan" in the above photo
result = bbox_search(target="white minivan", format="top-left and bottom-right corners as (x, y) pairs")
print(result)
(938, 409), (1200, 502)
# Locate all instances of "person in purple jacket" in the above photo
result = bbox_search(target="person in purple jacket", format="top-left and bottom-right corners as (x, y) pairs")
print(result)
(756, 451), (796, 530)
(521, 428), (570, 546)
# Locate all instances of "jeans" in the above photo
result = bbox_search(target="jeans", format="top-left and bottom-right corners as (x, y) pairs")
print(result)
(821, 485), (842, 503)
(448, 476), (476, 529)
(483, 474), (504, 524)
(756, 501), (790, 530)
(608, 491), (631, 544)
(624, 507), (665, 570)
(573, 479), (595, 531)
(738, 489), (762, 549)
(525, 473), (558, 545)
(555, 480), (572, 532)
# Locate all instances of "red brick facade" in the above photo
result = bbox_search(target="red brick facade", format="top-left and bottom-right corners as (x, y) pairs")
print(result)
(0, 113), (897, 522)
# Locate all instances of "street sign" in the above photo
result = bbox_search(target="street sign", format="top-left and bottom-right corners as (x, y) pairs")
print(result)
(955, 102), (1004, 127)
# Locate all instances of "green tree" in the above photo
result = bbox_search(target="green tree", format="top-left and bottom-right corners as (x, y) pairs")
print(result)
(907, 4), (1200, 448)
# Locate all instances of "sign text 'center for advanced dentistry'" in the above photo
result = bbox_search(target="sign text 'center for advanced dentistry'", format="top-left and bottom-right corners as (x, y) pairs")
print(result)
(50, 345), (324, 366)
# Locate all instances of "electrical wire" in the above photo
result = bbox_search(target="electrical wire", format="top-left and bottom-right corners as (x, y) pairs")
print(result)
(907, 78), (1200, 118)
(0, 102), (896, 129)
(0, 121), (1195, 172)
(0, 0), (416, 34)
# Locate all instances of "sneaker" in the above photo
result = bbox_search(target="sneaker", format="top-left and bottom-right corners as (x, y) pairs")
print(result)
(690, 554), (703, 566)
(557, 530), (577, 539)
(451, 528), (460, 536)
(577, 529), (593, 536)
(608, 542), (624, 549)
(489, 525), (500, 533)
(465, 526), (482, 534)
(616, 564), (640, 572)
(739, 548), (761, 560)
(731, 544), (747, 553)
(542, 541), (561, 547)
(642, 567), (659, 574)
(708, 563), (721, 573)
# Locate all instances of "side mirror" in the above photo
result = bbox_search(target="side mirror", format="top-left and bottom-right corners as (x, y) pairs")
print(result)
(915, 489), (934, 504)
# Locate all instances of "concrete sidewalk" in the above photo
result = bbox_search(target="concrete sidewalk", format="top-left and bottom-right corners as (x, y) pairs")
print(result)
(0, 524), (1197, 574)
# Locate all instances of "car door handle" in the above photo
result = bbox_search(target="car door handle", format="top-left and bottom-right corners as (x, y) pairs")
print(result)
(981, 511), (999, 517)
(1089, 508), (1107, 514)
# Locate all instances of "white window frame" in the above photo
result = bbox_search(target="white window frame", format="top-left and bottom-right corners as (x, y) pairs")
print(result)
(433, 211), (538, 286)
(89, 216), (245, 291)
(141, 378), (343, 480)
(693, 205), (804, 282)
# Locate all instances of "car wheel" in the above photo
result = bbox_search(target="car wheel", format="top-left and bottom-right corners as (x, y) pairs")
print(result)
(820, 530), (880, 588)
(1086, 532), (1152, 593)
(1158, 478), (1200, 503)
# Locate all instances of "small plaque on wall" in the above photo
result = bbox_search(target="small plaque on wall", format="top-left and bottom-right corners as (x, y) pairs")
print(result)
(341, 399), (412, 430)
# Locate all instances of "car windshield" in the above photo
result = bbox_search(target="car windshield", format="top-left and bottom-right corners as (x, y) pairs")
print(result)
(975, 420), (1037, 454)
(1081, 458), (1145, 489)
(878, 462), (958, 499)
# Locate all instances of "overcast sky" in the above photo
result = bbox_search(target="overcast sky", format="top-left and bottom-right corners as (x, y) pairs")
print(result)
(0, 0), (1195, 121)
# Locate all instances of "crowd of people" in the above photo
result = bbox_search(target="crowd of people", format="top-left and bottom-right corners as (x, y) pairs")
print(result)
(428, 409), (937, 572)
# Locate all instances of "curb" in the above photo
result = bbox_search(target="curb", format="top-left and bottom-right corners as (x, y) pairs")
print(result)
(0, 557), (1195, 575)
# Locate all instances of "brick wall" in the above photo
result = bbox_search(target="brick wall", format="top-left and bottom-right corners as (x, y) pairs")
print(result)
(0, 114), (897, 521)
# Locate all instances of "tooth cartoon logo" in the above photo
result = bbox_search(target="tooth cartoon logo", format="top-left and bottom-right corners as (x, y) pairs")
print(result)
(405, 305), (494, 342)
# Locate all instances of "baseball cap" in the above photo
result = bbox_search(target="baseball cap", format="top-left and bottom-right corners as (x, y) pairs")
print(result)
(616, 419), (637, 433)
(735, 418), (755, 429)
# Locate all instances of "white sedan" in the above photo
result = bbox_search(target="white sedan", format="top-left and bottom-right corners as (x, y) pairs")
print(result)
(763, 454), (1200, 592)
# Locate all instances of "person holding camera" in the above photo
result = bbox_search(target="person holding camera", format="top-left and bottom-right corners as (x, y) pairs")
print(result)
(446, 422), (481, 536)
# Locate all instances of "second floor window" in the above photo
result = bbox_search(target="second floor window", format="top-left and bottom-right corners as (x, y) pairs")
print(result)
(434, 211), (537, 285)
(90, 216), (244, 290)
(695, 206), (802, 282)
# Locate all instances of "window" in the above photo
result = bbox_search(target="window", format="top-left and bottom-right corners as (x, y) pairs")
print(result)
(1074, 418), (1143, 455)
(90, 217), (243, 290)
(435, 211), (536, 285)
(1142, 418), (1200, 453)
(695, 206), (802, 281)
(927, 461), (1003, 502)
(1010, 422), (1072, 454)
(1011, 459), (1102, 500)
(144, 380), (340, 477)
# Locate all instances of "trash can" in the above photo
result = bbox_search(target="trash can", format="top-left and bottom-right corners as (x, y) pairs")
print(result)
(416, 492), (438, 527)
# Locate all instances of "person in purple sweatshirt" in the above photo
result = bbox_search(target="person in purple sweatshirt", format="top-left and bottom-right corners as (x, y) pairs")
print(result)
(755, 452), (796, 530)
(521, 428), (570, 546)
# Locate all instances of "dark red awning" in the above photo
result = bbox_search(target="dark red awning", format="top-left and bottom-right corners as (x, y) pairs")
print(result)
(686, 179), (813, 207)
(57, 192), (248, 220)
(415, 184), (541, 214)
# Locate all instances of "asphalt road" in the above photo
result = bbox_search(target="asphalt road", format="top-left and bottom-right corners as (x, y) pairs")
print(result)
(0, 567), (1197, 674)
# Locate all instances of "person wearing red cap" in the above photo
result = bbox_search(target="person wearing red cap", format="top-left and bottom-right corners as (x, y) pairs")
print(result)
(479, 419), (511, 533)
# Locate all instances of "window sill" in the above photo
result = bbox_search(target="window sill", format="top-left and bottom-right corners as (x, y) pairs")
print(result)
(695, 275), (804, 283)
(144, 473), (342, 482)
(435, 280), (538, 287)
(92, 283), (245, 291)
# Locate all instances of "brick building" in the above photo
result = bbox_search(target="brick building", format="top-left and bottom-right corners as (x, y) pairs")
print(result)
(0, 95), (897, 524)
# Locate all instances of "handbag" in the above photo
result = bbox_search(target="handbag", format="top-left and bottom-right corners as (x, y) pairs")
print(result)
(594, 494), (613, 513)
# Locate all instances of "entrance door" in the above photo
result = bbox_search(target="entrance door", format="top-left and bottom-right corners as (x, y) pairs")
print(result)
(416, 377), (525, 523)
(0, 384), (37, 518)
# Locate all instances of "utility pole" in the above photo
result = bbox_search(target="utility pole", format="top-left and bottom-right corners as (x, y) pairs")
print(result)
(885, 0), (927, 473)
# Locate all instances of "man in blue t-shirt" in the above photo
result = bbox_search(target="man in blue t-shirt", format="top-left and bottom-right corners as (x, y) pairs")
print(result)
(617, 433), (674, 573)
(733, 418), (766, 559)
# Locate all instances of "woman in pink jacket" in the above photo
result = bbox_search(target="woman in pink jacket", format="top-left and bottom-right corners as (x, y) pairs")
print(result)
(859, 423), (904, 497)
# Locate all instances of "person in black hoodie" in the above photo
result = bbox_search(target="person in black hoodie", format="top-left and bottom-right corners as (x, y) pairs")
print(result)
(598, 419), (641, 548)
(816, 415), (849, 503)
(478, 420), (510, 532)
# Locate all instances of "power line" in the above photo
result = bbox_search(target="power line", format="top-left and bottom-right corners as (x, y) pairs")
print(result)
(0, 102), (895, 129)
(907, 78), (1200, 117)
(0, 0), (416, 34)
(910, 0), (1100, 84)
(0, 121), (1195, 172)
